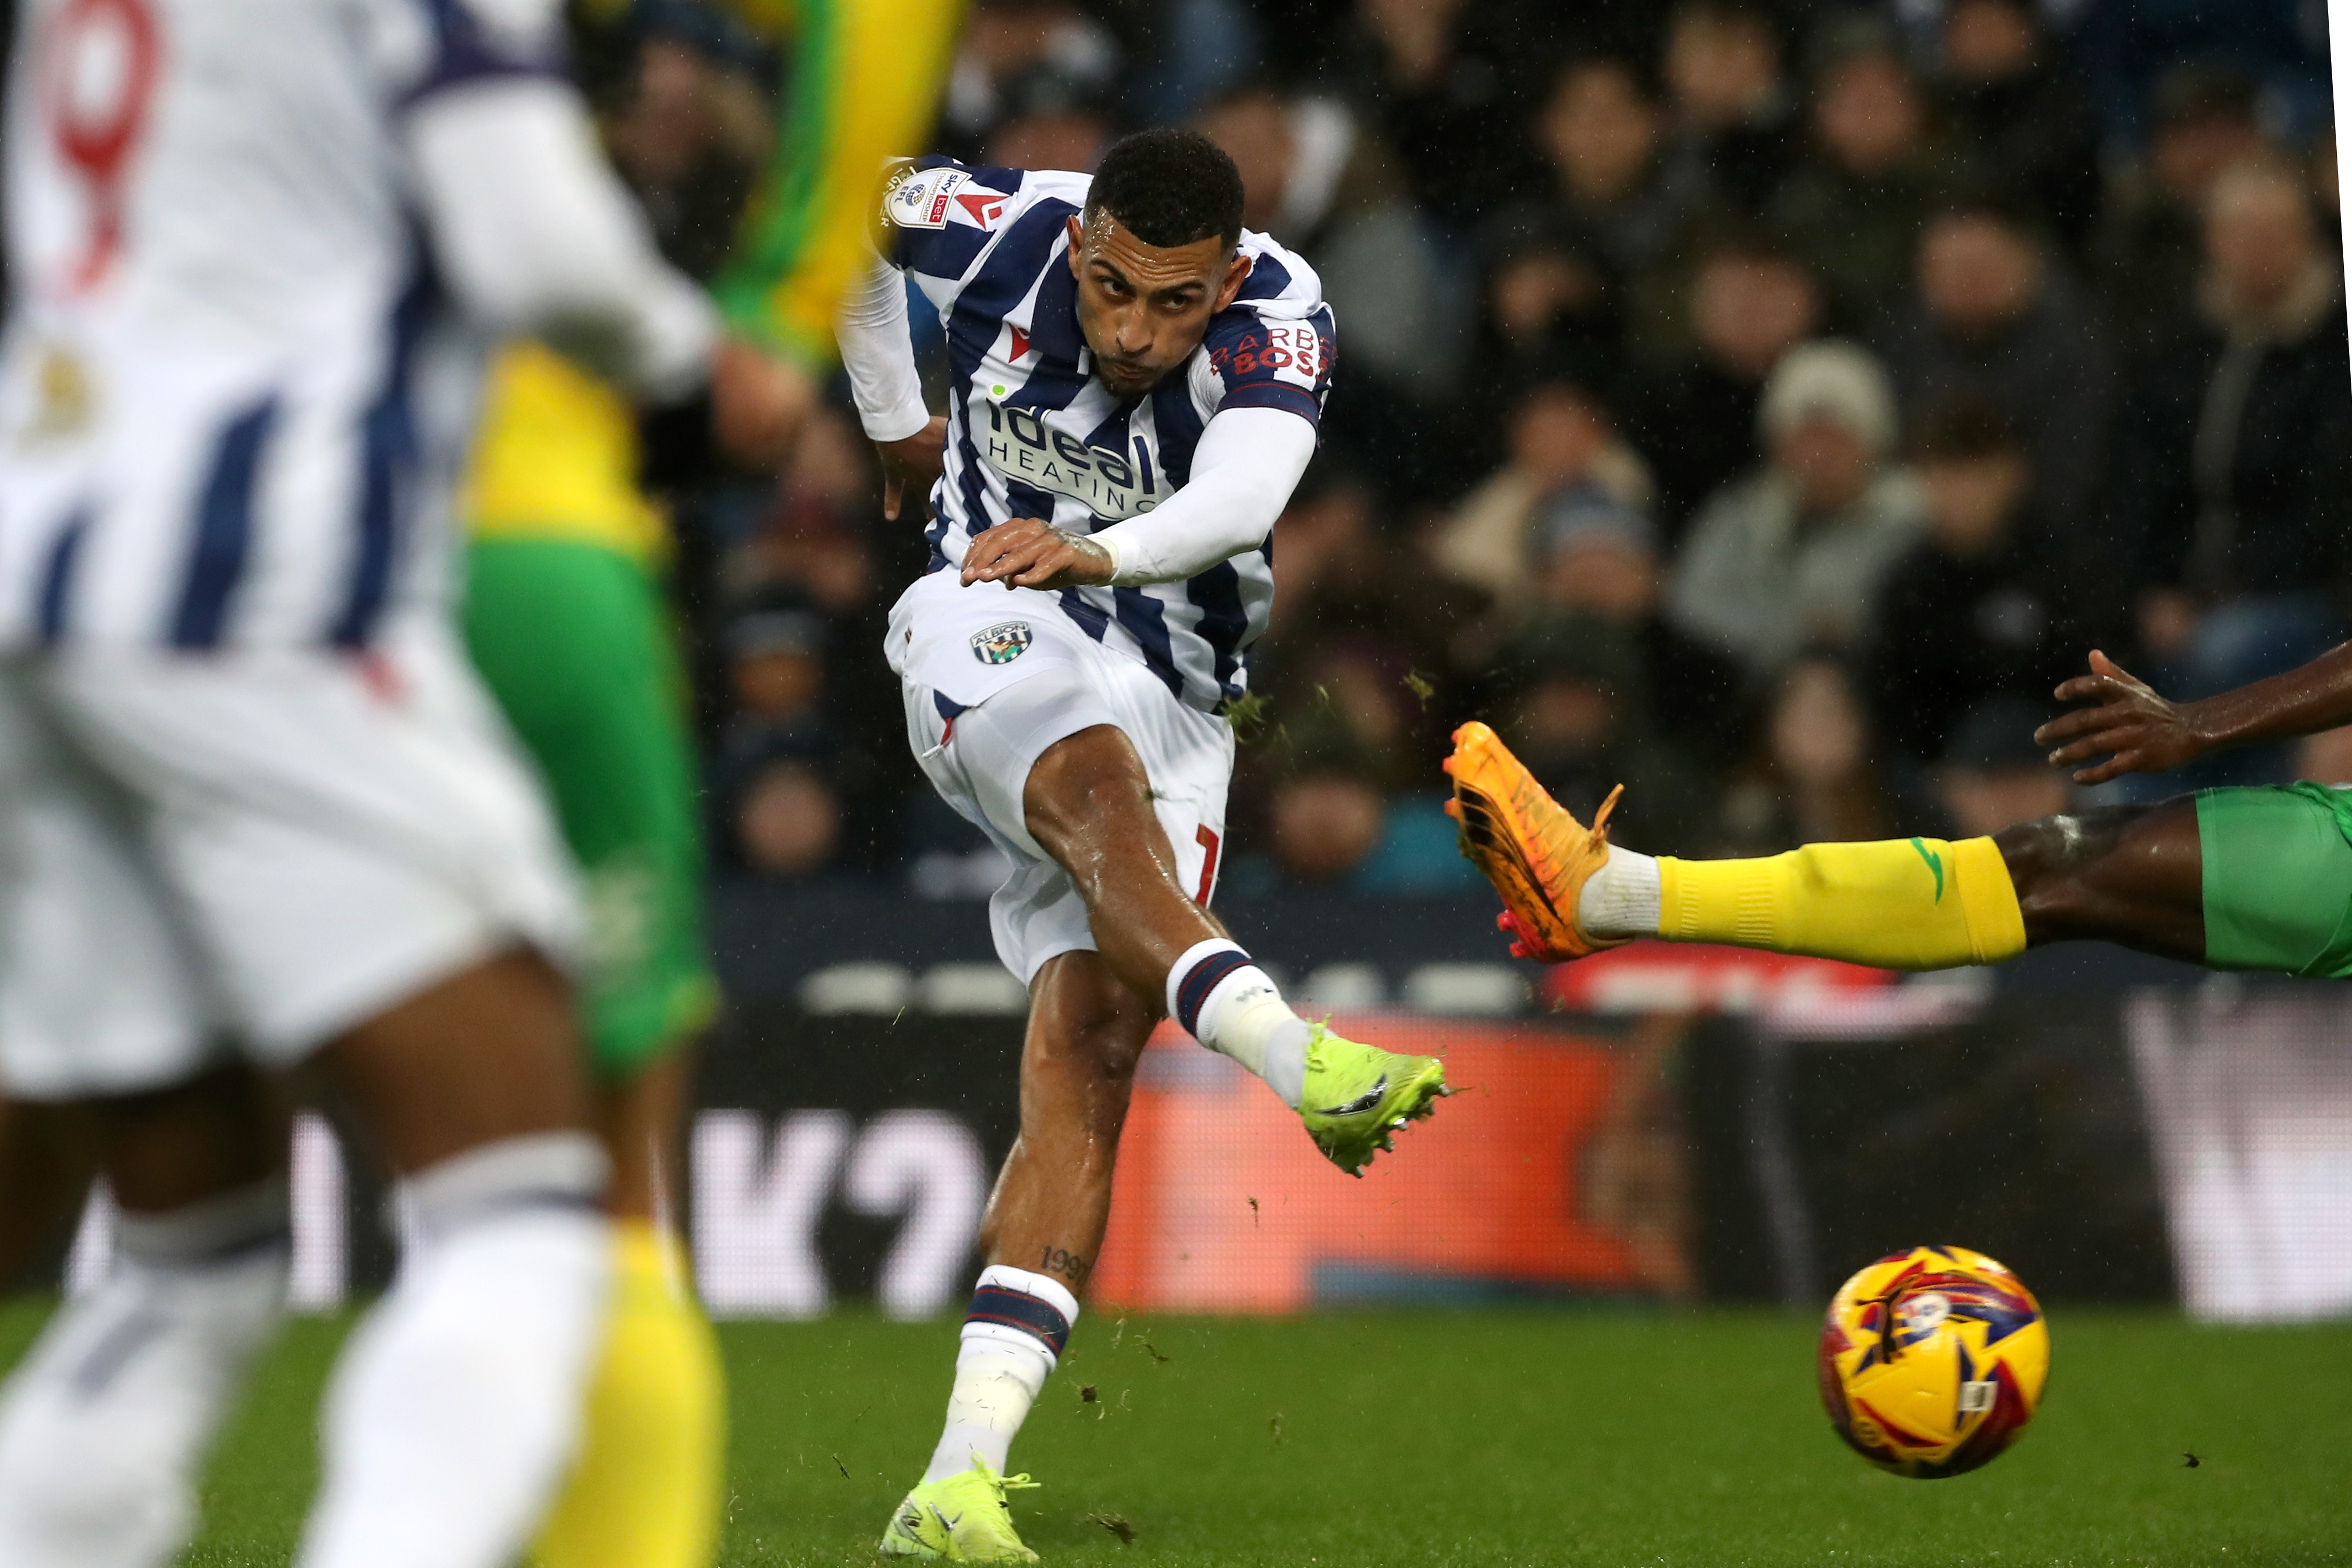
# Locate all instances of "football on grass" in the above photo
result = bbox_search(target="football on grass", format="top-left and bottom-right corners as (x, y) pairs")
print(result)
(1817, 1244), (2051, 1478)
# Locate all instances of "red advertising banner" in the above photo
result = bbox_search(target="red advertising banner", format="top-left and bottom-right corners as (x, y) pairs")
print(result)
(1092, 1015), (1693, 1313)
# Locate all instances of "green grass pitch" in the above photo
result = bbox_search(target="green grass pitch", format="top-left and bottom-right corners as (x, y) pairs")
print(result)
(3, 1300), (2347, 1566)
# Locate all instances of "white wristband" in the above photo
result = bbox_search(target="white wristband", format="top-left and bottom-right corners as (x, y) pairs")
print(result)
(1091, 530), (1124, 584)
(861, 394), (933, 445)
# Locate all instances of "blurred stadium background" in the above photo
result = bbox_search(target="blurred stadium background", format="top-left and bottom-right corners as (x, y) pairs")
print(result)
(11, 0), (2352, 1332)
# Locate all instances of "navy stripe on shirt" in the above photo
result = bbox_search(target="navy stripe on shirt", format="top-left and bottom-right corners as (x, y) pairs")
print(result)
(943, 200), (1076, 556)
(329, 264), (434, 648)
(1112, 586), (1185, 699)
(35, 509), (91, 646)
(1235, 251), (1293, 301)
(1189, 559), (1251, 701)
(170, 395), (280, 648)
(399, 0), (564, 109)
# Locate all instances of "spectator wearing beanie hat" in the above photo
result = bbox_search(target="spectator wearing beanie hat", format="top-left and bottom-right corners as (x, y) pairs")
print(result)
(1666, 339), (1925, 680)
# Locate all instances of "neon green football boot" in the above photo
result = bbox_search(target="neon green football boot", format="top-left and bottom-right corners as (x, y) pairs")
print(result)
(877, 1461), (1041, 1563)
(1299, 1022), (1448, 1175)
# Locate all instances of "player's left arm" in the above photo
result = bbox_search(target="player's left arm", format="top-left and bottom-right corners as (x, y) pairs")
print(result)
(2036, 642), (2352, 783)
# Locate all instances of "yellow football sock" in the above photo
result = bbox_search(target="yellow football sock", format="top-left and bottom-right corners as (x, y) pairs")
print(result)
(535, 1221), (726, 1568)
(1656, 837), (2026, 970)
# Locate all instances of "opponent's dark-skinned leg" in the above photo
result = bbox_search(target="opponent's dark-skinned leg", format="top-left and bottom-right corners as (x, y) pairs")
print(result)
(1995, 800), (2206, 962)
(592, 1044), (695, 1222)
(0, 1094), (98, 1285)
(321, 947), (591, 1179)
(978, 723), (1230, 1296)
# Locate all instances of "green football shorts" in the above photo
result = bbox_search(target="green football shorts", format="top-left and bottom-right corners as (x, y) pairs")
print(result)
(2197, 782), (2352, 977)
(463, 535), (719, 1076)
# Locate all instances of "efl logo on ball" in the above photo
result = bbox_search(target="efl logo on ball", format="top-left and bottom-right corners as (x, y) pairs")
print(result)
(971, 621), (1033, 665)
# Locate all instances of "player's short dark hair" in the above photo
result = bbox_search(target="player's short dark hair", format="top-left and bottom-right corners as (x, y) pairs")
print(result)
(1084, 128), (1245, 251)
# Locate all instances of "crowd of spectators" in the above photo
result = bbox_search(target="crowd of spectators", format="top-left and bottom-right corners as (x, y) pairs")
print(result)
(606, 0), (2352, 894)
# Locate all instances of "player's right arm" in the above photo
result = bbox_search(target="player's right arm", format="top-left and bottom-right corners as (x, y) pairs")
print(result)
(2036, 643), (2352, 783)
(403, 66), (715, 401)
(838, 240), (945, 518)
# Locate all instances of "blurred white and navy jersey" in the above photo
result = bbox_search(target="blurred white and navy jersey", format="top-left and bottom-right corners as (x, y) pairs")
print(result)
(0, 0), (559, 652)
(885, 157), (1335, 714)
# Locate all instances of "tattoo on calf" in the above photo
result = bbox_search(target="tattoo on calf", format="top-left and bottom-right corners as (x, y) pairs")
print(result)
(1039, 1245), (1088, 1283)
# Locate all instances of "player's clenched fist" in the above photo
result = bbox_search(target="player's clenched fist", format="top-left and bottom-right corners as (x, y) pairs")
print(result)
(961, 516), (1115, 591)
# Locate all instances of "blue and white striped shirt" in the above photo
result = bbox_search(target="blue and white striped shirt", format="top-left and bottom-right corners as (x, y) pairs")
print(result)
(886, 158), (1337, 714)
(0, 0), (569, 653)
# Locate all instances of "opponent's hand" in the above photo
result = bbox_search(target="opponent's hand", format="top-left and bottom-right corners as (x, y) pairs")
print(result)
(710, 338), (816, 470)
(2033, 649), (2211, 784)
(877, 416), (948, 521)
(961, 517), (1114, 591)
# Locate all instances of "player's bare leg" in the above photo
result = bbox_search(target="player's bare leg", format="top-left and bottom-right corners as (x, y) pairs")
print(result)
(896, 950), (1151, 1533)
(883, 724), (1445, 1562)
(0, 1096), (97, 1286)
(1998, 802), (2205, 961)
(1025, 724), (1445, 1172)
(983, 950), (1157, 1298)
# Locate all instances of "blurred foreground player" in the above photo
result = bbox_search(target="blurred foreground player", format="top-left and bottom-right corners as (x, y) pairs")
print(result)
(838, 129), (1446, 1562)
(0, 0), (722, 1563)
(466, 6), (961, 1566)
(1447, 645), (2352, 980)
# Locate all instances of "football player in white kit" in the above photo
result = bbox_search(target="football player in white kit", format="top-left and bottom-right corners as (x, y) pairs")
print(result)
(839, 129), (1450, 1561)
(0, 1), (744, 1565)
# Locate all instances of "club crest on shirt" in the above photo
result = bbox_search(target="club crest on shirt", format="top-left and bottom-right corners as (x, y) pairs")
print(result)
(971, 620), (1033, 665)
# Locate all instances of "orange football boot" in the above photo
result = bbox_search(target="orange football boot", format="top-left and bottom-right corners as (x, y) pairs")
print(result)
(1443, 720), (1626, 963)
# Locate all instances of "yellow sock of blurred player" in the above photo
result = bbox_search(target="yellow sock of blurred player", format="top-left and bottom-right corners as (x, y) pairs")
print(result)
(1657, 837), (2026, 970)
(535, 1221), (724, 1568)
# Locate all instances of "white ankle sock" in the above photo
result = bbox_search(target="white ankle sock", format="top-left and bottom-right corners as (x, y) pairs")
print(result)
(0, 1180), (289, 1568)
(298, 1134), (610, 1568)
(923, 1265), (1076, 1483)
(1164, 939), (1310, 1108)
(1576, 846), (1663, 938)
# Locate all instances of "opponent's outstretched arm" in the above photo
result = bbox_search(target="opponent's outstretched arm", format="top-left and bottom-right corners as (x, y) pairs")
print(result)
(2035, 643), (2352, 785)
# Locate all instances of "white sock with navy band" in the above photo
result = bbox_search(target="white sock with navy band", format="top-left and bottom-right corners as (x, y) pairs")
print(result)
(1165, 938), (1310, 1108)
(923, 1266), (1079, 1482)
(297, 1133), (611, 1568)
(0, 1179), (290, 1568)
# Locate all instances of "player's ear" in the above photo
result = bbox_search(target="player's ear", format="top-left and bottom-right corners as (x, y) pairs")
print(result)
(1216, 248), (1250, 311)
(1066, 215), (1085, 277)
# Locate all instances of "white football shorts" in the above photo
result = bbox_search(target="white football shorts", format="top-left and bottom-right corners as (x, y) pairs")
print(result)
(0, 617), (581, 1099)
(889, 574), (1233, 986)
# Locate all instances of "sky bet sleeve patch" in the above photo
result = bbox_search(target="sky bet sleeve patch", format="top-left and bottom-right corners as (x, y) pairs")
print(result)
(883, 163), (966, 230)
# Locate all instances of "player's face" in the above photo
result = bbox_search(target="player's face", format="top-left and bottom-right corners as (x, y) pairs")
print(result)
(1065, 214), (1250, 398)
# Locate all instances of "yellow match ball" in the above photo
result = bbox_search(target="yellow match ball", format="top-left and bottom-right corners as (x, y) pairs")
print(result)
(1817, 1245), (2051, 1478)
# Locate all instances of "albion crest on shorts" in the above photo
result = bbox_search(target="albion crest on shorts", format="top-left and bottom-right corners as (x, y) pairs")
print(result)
(971, 621), (1033, 664)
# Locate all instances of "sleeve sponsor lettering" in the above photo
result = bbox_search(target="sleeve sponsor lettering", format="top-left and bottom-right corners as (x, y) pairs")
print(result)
(1205, 312), (1334, 422)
